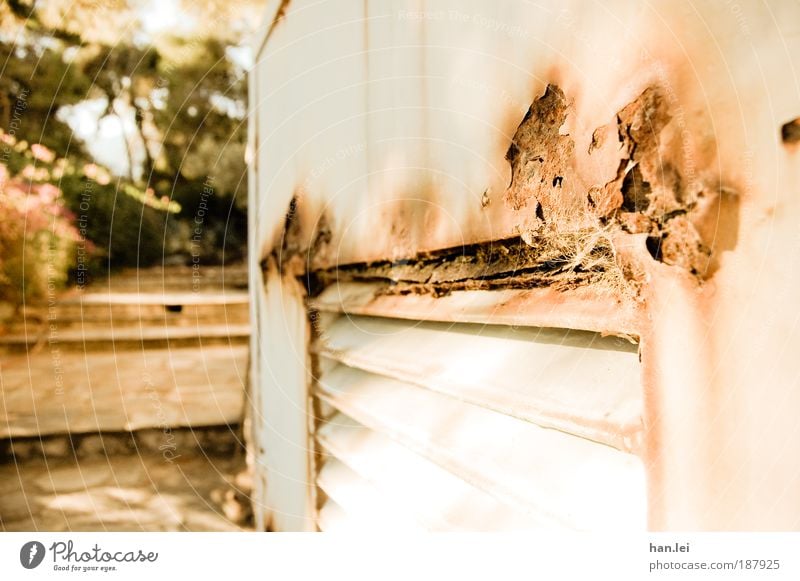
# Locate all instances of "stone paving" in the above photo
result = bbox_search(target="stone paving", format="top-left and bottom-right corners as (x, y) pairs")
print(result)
(0, 265), (253, 532)
(0, 449), (252, 531)
(0, 346), (248, 438)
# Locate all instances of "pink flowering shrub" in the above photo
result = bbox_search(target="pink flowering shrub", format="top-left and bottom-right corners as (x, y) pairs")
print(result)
(30, 143), (56, 164)
(0, 163), (80, 307)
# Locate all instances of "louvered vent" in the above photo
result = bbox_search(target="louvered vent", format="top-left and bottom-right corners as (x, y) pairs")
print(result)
(310, 282), (647, 531)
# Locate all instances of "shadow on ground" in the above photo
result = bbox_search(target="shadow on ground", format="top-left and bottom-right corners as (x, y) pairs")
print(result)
(0, 433), (252, 532)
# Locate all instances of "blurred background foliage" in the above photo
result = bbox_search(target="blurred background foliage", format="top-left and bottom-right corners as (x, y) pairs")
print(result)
(0, 0), (263, 306)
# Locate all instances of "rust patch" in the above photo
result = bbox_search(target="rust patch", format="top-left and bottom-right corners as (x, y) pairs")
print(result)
(265, 193), (331, 280)
(309, 231), (625, 298)
(273, 194), (304, 275)
(505, 85), (574, 215)
(609, 87), (738, 276)
(505, 84), (738, 280)
(299, 85), (738, 297)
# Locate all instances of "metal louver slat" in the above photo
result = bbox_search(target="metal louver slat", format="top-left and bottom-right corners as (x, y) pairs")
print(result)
(315, 313), (643, 452)
(317, 457), (424, 531)
(318, 413), (549, 531)
(311, 281), (641, 337)
(316, 362), (646, 531)
(317, 498), (367, 532)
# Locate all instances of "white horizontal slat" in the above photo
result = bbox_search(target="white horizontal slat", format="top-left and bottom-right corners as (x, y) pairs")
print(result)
(317, 458), (424, 531)
(316, 497), (404, 533)
(311, 281), (642, 337)
(318, 413), (552, 531)
(316, 498), (353, 532)
(315, 314), (643, 452)
(317, 364), (646, 531)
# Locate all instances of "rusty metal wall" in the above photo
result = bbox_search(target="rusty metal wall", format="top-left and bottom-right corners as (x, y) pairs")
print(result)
(249, 0), (800, 530)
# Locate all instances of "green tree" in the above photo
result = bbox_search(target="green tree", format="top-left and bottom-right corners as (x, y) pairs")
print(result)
(1, 0), (259, 273)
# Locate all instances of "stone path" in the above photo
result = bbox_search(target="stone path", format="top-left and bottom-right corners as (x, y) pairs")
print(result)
(0, 345), (248, 438)
(0, 451), (251, 531)
(0, 265), (254, 531)
(0, 272), (250, 439)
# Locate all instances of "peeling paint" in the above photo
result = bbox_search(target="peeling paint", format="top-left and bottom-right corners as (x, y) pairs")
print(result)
(271, 83), (740, 298)
(505, 85), (574, 216)
(608, 87), (739, 277)
(506, 84), (739, 282)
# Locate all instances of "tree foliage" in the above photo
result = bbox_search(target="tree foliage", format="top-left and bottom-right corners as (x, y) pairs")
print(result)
(0, 0), (257, 293)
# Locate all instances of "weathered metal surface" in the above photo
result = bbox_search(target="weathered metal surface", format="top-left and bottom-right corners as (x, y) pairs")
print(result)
(318, 413), (550, 531)
(316, 498), (366, 532)
(316, 458), (424, 531)
(250, 259), (316, 531)
(251, 0), (800, 530)
(310, 235), (626, 294)
(317, 362), (646, 531)
(315, 314), (643, 453)
(251, 1), (787, 274)
(311, 281), (642, 337)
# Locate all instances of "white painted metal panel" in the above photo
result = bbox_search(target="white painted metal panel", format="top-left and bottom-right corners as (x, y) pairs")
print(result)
(253, 0), (368, 259)
(316, 314), (643, 452)
(317, 362), (646, 531)
(251, 261), (315, 531)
